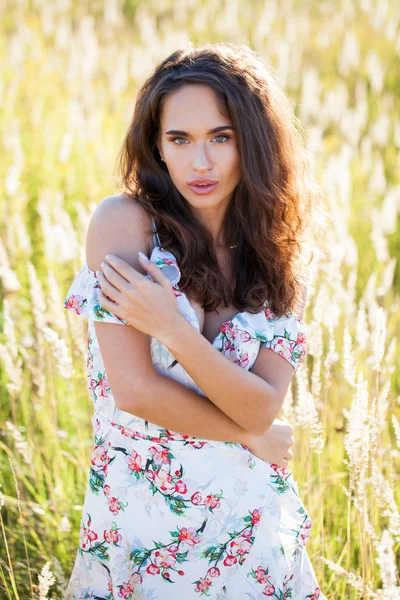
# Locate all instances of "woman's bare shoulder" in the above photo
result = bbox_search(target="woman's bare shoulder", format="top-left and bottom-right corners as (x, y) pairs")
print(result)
(86, 192), (153, 273)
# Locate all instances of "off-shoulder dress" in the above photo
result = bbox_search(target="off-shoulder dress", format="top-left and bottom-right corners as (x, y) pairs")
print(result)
(63, 217), (325, 600)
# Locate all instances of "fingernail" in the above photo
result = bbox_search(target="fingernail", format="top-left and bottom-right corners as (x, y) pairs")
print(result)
(138, 251), (149, 262)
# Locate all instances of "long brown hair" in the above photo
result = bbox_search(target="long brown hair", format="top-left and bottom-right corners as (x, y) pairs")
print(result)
(115, 43), (329, 318)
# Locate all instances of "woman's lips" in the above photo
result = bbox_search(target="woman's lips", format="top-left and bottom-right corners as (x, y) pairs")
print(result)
(187, 182), (219, 195)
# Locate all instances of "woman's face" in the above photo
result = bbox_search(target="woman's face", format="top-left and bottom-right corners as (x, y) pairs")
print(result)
(157, 84), (242, 215)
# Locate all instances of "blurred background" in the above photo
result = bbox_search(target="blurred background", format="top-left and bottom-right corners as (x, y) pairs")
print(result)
(0, 0), (399, 598)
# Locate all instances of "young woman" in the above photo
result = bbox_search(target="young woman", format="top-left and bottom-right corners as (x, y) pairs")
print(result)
(64, 44), (326, 600)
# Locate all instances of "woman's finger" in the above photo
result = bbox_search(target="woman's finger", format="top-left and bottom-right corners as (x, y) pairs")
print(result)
(138, 252), (172, 288)
(97, 269), (124, 303)
(98, 289), (125, 320)
(104, 254), (145, 285)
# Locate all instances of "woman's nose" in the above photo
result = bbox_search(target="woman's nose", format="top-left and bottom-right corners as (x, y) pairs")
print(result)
(192, 145), (212, 170)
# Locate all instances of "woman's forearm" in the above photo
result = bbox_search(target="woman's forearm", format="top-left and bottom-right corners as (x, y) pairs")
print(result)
(160, 314), (278, 435)
(120, 371), (255, 446)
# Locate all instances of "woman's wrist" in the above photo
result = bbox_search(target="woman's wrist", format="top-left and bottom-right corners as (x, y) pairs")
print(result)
(239, 428), (255, 449)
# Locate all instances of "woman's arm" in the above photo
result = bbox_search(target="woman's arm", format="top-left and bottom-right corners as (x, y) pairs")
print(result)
(93, 328), (254, 445)
(159, 313), (295, 436)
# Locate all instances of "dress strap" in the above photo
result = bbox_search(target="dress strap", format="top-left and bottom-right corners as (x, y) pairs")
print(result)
(151, 216), (161, 248)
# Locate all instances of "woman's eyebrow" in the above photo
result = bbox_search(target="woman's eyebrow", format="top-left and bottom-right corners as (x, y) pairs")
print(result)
(165, 125), (235, 135)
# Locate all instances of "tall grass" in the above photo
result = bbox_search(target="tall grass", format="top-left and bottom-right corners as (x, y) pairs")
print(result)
(0, 0), (399, 598)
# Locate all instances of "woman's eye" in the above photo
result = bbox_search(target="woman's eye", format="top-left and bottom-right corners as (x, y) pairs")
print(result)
(213, 135), (230, 143)
(169, 135), (230, 145)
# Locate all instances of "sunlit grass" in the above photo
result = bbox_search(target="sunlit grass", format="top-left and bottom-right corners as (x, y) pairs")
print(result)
(0, 0), (399, 598)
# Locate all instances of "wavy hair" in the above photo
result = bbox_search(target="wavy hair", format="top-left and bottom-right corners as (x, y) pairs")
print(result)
(115, 43), (329, 318)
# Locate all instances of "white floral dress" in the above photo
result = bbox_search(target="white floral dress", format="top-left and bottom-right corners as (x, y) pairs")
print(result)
(63, 219), (325, 600)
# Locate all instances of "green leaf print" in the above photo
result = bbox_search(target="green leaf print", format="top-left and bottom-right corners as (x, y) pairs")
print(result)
(161, 571), (174, 583)
(89, 468), (105, 494)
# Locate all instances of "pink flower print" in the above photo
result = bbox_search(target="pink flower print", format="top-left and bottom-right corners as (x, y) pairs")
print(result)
(162, 257), (176, 266)
(230, 324), (239, 339)
(80, 526), (97, 549)
(87, 529), (98, 541)
(229, 536), (252, 556)
(220, 321), (232, 335)
(146, 563), (161, 575)
(129, 572), (142, 586)
(255, 566), (270, 584)
(178, 527), (200, 546)
(271, 464), (291, 477)
(166, 430), (189, 441)
(146, 469), (155, 481)
(207, 567), (220, 578)
(297, 331), (306, 345)
(119, 425), (134, 437)
(80, 528), (89, 549)
(149, 446), (171, 465)
(175, 480), (187, 494)
(194, 576), (212, 593)
(263, 583), (275, 596)
(314, 588), (320, 598)
(91, 445), (108, 468)
(153, 548), (177, 569)
(304, 517), (312, 530)
(224, 345), (239, 362)
(191, 492), (202, 505)
(234, 351), (249, 368)
(251, 508), (262, 525)
(154, 467), (175, 492)
(221, 337), (235, 355)
(223, 554), (237, 567)
(188, 440), (208, 449)
(96, 374), (110, 397)
(104, 528), (122, 545)
(108, 496), (121, 515)
(103, 484), (111, 497)
(204, 494), (221, 510)
(263, 307), (275, 320)
(283, 573), (294, 591)
(64, 294), (86, 315)
(240, 330), (251, 342)
(242, 528), (252, 538)
(273, 337), (294, 360)
(125, 449), (143, 473)
(117, 582), (134, 598)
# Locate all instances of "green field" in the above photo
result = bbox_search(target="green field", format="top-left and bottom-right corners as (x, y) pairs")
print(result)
(0, 0), (399, 598)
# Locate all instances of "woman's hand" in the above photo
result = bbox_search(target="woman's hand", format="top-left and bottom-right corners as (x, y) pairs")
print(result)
(245, 419), (294, 467)
(96, 252), (182, 340)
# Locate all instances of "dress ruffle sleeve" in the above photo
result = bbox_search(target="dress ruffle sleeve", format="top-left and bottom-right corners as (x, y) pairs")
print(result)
(259, 306), (307, 371)
(63, 263), (128, 325)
